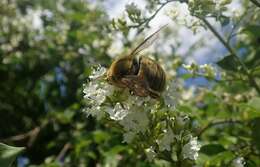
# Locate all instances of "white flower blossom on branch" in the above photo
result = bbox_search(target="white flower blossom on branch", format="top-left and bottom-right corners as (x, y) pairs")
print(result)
(145, 147), (157, 161)
(119, 111), (149, 133)
(157, 128), (176, 151)
(123, 131), (136, 143)
(83, 65), (200, 163)
(232, 157), (245, 167)
(89, 65), (106, 80)
(182, 136), (201, 160)
(106, 103), (129, 120)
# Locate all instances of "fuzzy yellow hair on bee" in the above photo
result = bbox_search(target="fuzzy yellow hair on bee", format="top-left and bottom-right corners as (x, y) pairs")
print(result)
(106, 25), (167, 98)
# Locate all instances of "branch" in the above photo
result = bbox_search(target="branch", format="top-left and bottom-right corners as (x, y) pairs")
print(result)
(56, 142), (72, 162)
(128, 0), (175, 30)
(198, 17), (260, 94)
(126, 1), (260, 93)
(249, 0), (260, 8)
(197, 119), (243, 137)
(0, 127), (40, 147)
(0, 121), (49, 147)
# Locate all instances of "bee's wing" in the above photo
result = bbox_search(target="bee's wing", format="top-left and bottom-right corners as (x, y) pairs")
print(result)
(129, 24), (168, 57)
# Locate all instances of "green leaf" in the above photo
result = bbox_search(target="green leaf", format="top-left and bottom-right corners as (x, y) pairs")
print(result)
(210, 151), (234, 165)
(251, 117), (260, 152)
(93, 130), (111, 144)
(103, 145), (128, 167)
(217, 55), (238, 71)
(238, 98), (260, 119)
(0, 143), (25, 167)
(181, 73), (194, 79)
(106, 145), (127, 155)
(200, 144), (226, 156)
(248, 97), (260, 111)
(244, 25), (260, 37)
(219, 16), (230, 27)
(252, 66), (260, 77)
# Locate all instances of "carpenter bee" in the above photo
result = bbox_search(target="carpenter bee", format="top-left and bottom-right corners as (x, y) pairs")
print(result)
(106, 25), (167, 98)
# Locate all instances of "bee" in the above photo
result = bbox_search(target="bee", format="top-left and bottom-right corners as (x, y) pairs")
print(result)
(106, 25), (167, 98)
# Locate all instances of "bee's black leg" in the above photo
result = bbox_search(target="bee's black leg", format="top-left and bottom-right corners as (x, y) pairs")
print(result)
(147, 88), (160, 98)
(121, 75), (149, 97)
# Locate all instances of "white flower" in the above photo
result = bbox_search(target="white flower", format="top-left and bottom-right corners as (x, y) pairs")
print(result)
(232, 157), (245, 167)
(167, 2), (202, 33)
(83, 66), (118, 119)
(125, 95), (152, 107)
(157, 128), (175, 151)
(83, 106), (105, 120)
(83, 82), (112, 106)
(123, 131), (136, 143)
(119, 111), (149, 133)
(199, 64), (216, 78)
(182, 64), (192, 70)
(163, 80), (179, 109)
(125, 2), (141, 16)
(176, 115), (190, 128)
(83, 82), (98, 98)
(89, 65), (106, 79)
(106, 103), (129, 120)
(182, 137), (200, 160)
(182, 86), (195, 100)
(145, 147), (157, 161)
(83, 66), (114, 106)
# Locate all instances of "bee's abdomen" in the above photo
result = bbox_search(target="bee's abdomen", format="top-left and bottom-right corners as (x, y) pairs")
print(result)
(139, 57), (166, 92)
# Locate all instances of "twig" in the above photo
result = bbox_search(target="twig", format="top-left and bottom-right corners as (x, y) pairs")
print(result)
(227, 5), (255, 43)
(128, 0), (174, 30)
(0, 121), (49, 147)
(198, 17), (260, 94)
(227, 16), (246, 44)
(197, 119), (243, 137)
(56, 142), (72, 163)
(0, 127), (40, 147)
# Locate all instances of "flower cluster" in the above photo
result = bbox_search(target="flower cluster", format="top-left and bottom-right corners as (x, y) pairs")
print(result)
(182, 137), (200, 160)
(188, 0), (231, 18)
(183, 63), (216, 79)
(232, 157), (245, 167)
(83, 65), (200, 163)
(167, 2), (203, 33)
(125, 2), (142, 23)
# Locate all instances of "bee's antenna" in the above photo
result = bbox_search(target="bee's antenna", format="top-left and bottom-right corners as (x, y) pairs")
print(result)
(129, 24), (168, 57)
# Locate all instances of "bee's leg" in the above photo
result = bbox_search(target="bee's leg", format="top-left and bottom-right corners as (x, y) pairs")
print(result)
(147, 88), (160, 98)
(121, 75), (150, 97)
(121, 75), (143, 88)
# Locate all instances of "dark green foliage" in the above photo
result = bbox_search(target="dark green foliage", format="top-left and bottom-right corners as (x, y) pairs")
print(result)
(217, 55), (239, 71)
(0, 0), (260, 166)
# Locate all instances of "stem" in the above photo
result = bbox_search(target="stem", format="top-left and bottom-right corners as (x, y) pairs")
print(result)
(249, 0), (260, 8)
(0, 120), (50, 147)
(227, 14), (247, 44)
(197, 119), (243, 137)
(56, 142), (72, 162)
(198, 17), (260, 94)
(129, 0), (176, 30)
